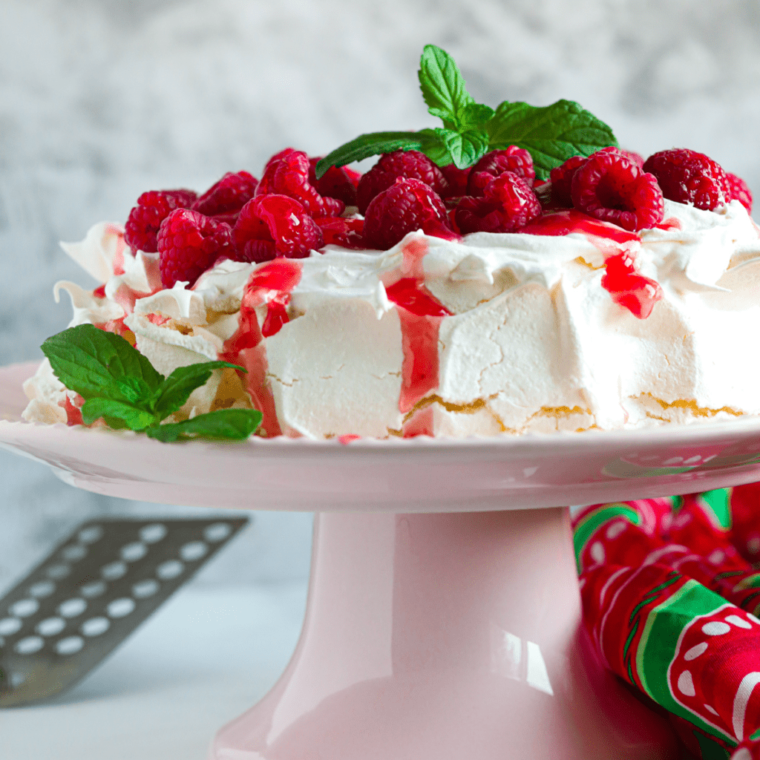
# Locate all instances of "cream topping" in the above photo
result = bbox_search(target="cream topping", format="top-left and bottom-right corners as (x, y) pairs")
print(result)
(23, 199), (760, 437)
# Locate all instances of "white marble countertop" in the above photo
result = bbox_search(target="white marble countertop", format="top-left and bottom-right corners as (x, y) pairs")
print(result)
(0, 580), (309, 760)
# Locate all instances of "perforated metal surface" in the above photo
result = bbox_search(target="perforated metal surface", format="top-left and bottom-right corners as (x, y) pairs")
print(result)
(0, 517), (248, 706)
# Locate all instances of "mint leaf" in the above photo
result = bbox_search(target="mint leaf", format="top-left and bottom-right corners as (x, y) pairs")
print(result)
(81, 398), (158, 431)
(460, 102), (494, 130)
(436, 127), (490, 169)
(315, 132), (429, 179)
(418, 44), (474, 131)
(151, 361), (246, 419)
(146, 409), (263, 443)
(42, 324), (164, 404)
(486, 99), (618, 179)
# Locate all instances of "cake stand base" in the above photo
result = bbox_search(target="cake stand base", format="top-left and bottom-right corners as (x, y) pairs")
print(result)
(210, 508), (679, 760)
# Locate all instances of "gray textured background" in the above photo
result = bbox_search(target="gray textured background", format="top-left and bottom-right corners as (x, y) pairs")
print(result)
(1, 0), (759, 590)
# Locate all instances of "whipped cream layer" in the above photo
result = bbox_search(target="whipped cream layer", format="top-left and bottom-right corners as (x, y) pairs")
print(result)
(23, 200), (760, 438)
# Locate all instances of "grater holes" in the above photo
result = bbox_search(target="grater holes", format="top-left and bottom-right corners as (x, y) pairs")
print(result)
(28, 581), (56, 598)
(10, 599), (38, 618)
(0, 618), (22, 636)
(120, 542), (147, 563)
(47, 564), (71, 580)
(61, 544), (87, 562)
(140, 524), (167, 544)
(156, 560), (184, 581)
(180, 541), (208, 562)
(204, 523), (232, 543)
(107, 598), (135, 619)
(58, 599), (87, 618)
(79, 581), (106, 598)
(78, 526), (103, 544)
(81, 617), (110, 637)
(101, 561), (127, 581)
(132, 579), (159, 599)
(15, 636), (44, 655)
(56, 636), (84, 656)
(36, 617), (66, 637)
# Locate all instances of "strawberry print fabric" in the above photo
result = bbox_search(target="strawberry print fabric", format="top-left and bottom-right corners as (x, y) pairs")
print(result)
(573, 485), (760, 760)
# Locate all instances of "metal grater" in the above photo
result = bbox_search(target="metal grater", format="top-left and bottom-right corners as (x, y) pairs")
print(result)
(0, 516), (248, 707)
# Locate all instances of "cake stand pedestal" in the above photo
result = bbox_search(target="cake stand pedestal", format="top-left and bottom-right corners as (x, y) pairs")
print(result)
(211, 508), (676, 759)
(5, 363), (760, 759)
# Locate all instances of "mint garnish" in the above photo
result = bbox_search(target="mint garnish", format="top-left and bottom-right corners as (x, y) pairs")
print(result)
(146, 409), (263, 443)
(41, 324), (262, 442)
(316, 44), (618, 180)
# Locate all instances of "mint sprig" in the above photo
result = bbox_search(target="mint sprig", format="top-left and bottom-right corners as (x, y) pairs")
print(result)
(315, 44), (618, 180)
(41, 324), (262, 442)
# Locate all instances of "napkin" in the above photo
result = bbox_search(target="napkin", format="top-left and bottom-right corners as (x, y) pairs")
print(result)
(573, 484), (760, 760)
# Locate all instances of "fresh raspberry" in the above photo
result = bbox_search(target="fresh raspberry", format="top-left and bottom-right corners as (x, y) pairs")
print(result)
(727, 172), (753, 213)
(621, 150), (644, 167)
(439, 163), (471, 199)
(571, 150), (664, 231)
(455, 172), (541, 234)
(124, 189), (197, 253)
(192, 171), (259, 217)
(315, 216), (365, 249)
(355, 150), (448, 214)
(363, 178), (455, 250)
(256, 149), (344, 218)
(308, 158), (361, 206)
(642, 149), (731, 211)
(232, 195), (323, 263)
(467, 147), (535, 196)
(157, 209), (234, 288)
(549, 155), (589, 207)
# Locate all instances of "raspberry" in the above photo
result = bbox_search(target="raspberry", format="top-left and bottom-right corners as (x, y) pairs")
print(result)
(455, 172), (542, 234)
(192, 171), (259, 217)
(549, 155), (588, 207)
(467, 147), (535, 196)
(727, 172), (753, 213)
(124, 189), (197, 253)
(621, 150), (644, 167)
(363, 178), (455, 250)
(232, 195), (323, 263)
(355, 150), (448, 214)
(157, 209), (234, 288)
(256, 149), (344, 218)
(642, 149), (731, 211)
(315, 216), (365, 249)
(571, 150), (664, 231)
(439, 163), (471, 198)
(308, 157), (361, 206)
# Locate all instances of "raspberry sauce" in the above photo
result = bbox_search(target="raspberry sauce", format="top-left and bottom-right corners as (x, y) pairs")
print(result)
(522, 209), (640, 255)
(221, 258), (303, 438)
(601, 252), (663, 319)
(385, 239), (452, 433)
(523, 210), (663, 319)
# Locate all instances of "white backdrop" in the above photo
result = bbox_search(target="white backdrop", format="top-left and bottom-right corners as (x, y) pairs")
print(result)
(1, 0), (759, 590)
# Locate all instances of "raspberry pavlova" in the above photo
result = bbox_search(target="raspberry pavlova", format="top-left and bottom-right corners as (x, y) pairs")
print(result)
(22, 46), (760, 441)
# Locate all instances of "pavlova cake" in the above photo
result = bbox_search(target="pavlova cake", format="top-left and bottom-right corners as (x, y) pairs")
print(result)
(22, 46), (760, 442)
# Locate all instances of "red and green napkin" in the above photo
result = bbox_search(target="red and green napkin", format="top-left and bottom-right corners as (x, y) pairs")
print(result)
(574, 484), (760, 760)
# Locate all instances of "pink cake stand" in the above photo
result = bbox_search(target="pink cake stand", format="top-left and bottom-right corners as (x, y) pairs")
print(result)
(5, 362), (760, 759)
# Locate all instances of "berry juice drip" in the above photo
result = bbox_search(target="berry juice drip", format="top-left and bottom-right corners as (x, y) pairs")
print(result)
(386, 239), (452, 425)
(602, 252), (663, 319)
(522, 209), (640, 256)
(220, 258), (303, 438)
(524, 209), (662, 318)
(105, 224), (127, 276)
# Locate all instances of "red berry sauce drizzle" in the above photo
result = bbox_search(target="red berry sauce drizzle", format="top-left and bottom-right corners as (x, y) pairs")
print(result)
(384, 239), (452, 436)
(522, 210), (663, 319)
(221, 258), (303, 437)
